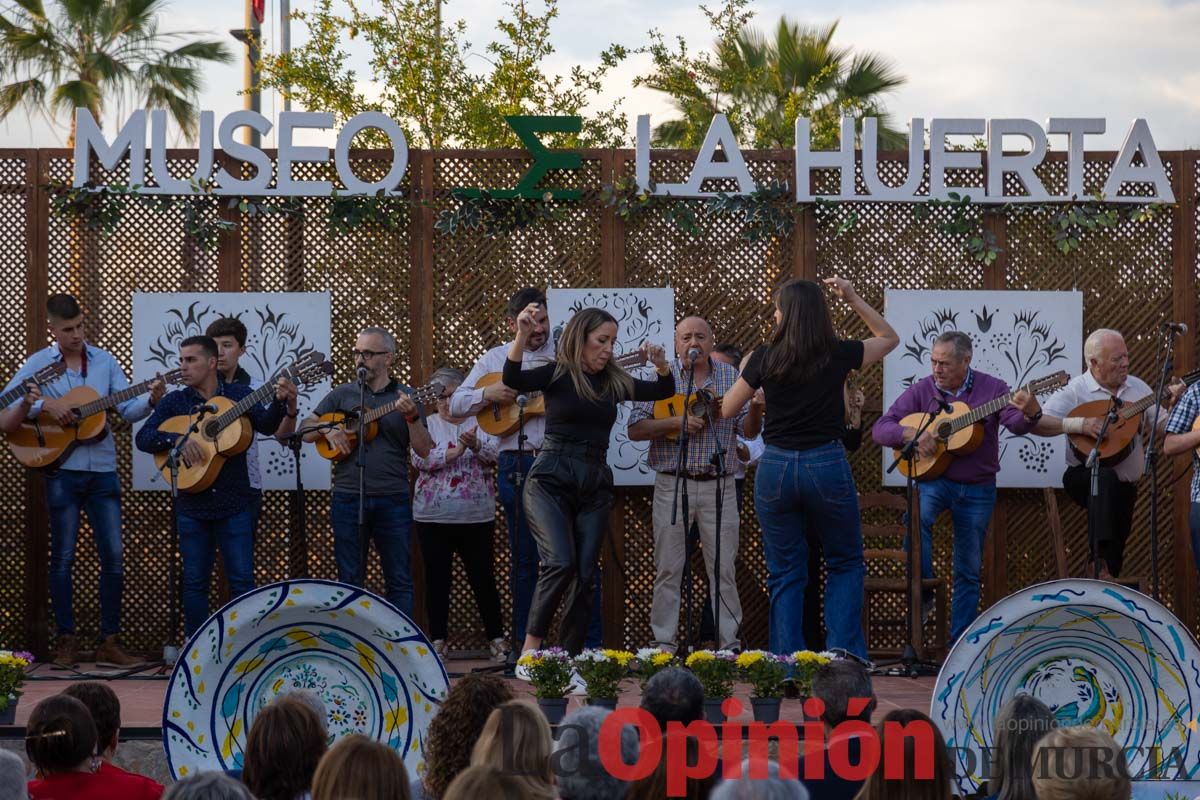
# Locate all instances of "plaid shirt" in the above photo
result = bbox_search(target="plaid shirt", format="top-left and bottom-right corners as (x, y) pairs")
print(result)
(1166, 382), (1200, 501)
(628, 358), (747, 476)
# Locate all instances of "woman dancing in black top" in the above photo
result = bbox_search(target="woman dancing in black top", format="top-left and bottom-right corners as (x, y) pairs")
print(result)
(504, 303), (674, 660)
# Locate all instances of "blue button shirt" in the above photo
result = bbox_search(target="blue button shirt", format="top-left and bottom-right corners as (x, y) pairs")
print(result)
(135, 380), (286, 520)
(2, 343), (153, 473)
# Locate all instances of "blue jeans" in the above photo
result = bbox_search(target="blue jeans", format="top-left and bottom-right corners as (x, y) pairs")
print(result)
(755, 442), (866, 658)
(498, 452), (602, 645)
(177, 509), (256, 636)
(45, 470), (124, 637)
(911, 477), (997, 643)
(331, 492), (413, 618)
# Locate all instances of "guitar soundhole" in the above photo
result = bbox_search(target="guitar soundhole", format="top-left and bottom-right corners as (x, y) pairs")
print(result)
(202, 420), (221, 439)
(936, 421), (953, 440)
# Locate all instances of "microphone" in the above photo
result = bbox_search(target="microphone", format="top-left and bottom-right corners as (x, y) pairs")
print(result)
(934, 395), (953, 413)
(356, 365), (369, 383)
(515, 394), (529, 409)
(1161, 321), (1188, 335)
(195, 403), (218, 414)
(686, 347), (701, 365)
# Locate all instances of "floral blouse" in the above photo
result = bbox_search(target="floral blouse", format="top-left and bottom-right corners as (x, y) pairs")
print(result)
(411, 414), (499, 524)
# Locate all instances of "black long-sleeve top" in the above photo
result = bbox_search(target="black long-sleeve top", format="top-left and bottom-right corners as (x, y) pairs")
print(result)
(502, 357), (676, 449)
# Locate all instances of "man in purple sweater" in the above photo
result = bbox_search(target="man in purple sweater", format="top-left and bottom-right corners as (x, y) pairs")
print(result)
(873, 331), (1042, 643)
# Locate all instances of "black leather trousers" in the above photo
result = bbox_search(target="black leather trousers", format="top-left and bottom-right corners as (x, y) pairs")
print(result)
(522, 436), (614, 654)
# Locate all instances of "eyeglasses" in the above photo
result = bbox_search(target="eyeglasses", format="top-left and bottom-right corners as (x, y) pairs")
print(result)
(351, 349), (390, 360)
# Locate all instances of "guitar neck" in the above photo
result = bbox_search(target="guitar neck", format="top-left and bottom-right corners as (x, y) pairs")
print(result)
(949, 387), (1022, 432)
(75, 376), (160, 418)
(1121, 368), (1200, 419)
(0, 383), (31, 408)
(213, 380), (278, 431)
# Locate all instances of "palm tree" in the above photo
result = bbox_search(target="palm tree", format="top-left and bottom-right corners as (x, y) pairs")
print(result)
(0, 0), (233, 145)
(646, 18), (907, 150)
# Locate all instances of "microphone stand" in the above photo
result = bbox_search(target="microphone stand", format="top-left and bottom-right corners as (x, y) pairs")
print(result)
(479, 394), (528, 677)
(355, 368), (370, 589)
(279, 420), (343, 578)
(698, 396), (739, 649)
(875, 397), (944, 678)
(1144, 326), (1178, 601)
(1086, 395), (1123, 581)
(671, 357), (697, 653)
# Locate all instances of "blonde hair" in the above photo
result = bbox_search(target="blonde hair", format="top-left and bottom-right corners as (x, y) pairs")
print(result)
(442, 765), (530, 800)
(1031, 726), (1131, 800)
(470, 700), (554, 799)
(311, 734), (410, 800)
(552, 307), (634, 404)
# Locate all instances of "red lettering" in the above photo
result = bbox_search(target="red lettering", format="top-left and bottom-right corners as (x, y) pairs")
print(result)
(665, 721), (718, 797)
(882, 719), (937, 780)
(745, 721), (800, 780)
(721, 699), (743, 779)
(828, 721), (879, 781)
(598, 707), (661, 782)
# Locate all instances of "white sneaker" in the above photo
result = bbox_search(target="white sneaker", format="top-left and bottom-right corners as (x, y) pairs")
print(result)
(515, 656), (532, 682)
(489, 637), (509, 662)
(568, 669), (587, 696)
(432, 639), (447, 660)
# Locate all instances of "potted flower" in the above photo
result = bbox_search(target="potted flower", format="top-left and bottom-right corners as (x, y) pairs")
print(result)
(736, 650), (791, 723)
(516, 648), (574, 725)
(684, 649), (737, 723)
(633, 648), (679, 689)
(0, 650), (32, 724)
(791, 650), (835, 701)
(573, 649), (634, 709)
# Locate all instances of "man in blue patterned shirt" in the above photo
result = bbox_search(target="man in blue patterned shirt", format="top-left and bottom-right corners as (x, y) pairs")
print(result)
(1164, 382), (1200, 572)
(0, 294), (165, 669)
(135, 335), (296, 636)
(628, 316), (763, 653)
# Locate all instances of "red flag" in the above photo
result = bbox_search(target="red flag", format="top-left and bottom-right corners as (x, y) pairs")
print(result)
(252, 0), (265, 25)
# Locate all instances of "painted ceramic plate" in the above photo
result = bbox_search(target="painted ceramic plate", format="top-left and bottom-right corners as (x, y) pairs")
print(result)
(163, 579), (448, 781)
(932, 579), (1200, 792)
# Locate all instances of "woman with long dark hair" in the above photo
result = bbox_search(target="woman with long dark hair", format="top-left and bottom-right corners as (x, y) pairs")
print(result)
(721, 277), (897, 658)
(504, 304), (673, 659)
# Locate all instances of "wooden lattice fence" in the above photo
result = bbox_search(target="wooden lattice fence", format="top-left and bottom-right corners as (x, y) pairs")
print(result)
(0, 147), (1195, 660)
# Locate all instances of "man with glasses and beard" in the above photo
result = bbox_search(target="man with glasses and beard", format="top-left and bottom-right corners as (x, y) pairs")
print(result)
(301, 327), (432, 616)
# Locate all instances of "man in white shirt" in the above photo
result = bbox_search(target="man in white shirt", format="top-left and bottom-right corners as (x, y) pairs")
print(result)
(1036, 329), (1182, 579)
(449, 287), (601, 650)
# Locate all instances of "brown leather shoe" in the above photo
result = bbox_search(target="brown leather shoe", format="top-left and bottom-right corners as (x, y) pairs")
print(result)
(51, 634), (78, 669)
(94, 635), (146, 669)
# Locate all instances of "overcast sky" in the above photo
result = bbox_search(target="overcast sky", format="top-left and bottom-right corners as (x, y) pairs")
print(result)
(2, 0), (1198, 150)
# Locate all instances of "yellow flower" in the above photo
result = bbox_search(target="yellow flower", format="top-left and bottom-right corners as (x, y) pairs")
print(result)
(651, 652), (674, 666)
(603, 649), (635, 667)
(685, 651), (715, 667)
(517, 653), (535, 667)
(793, 650), (830, 665)
(736, 651), (765, 668)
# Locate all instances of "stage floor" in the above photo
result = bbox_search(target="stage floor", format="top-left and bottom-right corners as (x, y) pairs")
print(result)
(15, 658), (936, 728)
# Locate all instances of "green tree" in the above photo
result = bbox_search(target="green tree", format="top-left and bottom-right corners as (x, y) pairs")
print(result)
(637, 0), (907, 149)
(257, 0), (628, 149)
(0, 0), (233, 145)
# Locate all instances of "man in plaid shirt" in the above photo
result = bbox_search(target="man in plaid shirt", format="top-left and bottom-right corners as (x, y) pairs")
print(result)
(1164, 381), (1200, 568)
(628, 316), (763, 653)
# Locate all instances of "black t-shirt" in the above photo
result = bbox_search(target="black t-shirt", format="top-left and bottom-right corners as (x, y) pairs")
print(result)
(741, 340), (865, 451)
(502, 358), (675, 449)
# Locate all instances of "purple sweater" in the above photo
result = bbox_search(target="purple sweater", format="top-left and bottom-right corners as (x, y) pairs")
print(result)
(872, 372), (1034, 484)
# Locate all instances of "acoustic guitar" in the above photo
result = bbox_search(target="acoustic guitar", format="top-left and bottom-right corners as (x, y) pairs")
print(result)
(1067, 368), (1200, 466)
(152, 352), (328, 493)
(9, 368), (184, 469)
(652, 389), (721, 439)
(893, 371), (1070, 481)
(475, 351), (647, 437)
(0, 362), (67, 413)
(314, 379), (446, 462)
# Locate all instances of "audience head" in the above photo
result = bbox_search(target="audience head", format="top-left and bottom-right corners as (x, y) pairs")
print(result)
(855, 708), (953, 800)
(626, 736), (715, 800)
(422, 672), (513, 798)
(312, 734), (410, 800)
(991, 694), (1056, 800)
(442, 765), (532, 800)
(0, 749), (27, 800)
(710, 760), (808, 799)
(62, 681), (122, 759)
(471, 700), (553, 799)
(163, 772), (257, 800)
(710, 343), (743, 368)
(1031, 725), (1131, 800)
(243, 694), (329, 800)
(811, 659), (876, 728)
(283, 689), (329, 733)
(25, 694), (97, 776)
(641, 667), (704, 727)
(554, 705), (640, 800)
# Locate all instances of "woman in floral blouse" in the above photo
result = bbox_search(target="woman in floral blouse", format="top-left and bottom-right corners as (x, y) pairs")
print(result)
(413, 367), (507, 662)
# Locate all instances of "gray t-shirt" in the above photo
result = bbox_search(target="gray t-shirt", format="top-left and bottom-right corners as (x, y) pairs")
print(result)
(314, 380), (417, 496)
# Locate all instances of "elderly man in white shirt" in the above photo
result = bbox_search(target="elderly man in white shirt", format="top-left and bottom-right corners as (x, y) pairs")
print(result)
(1036, 328), (1182, 579)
